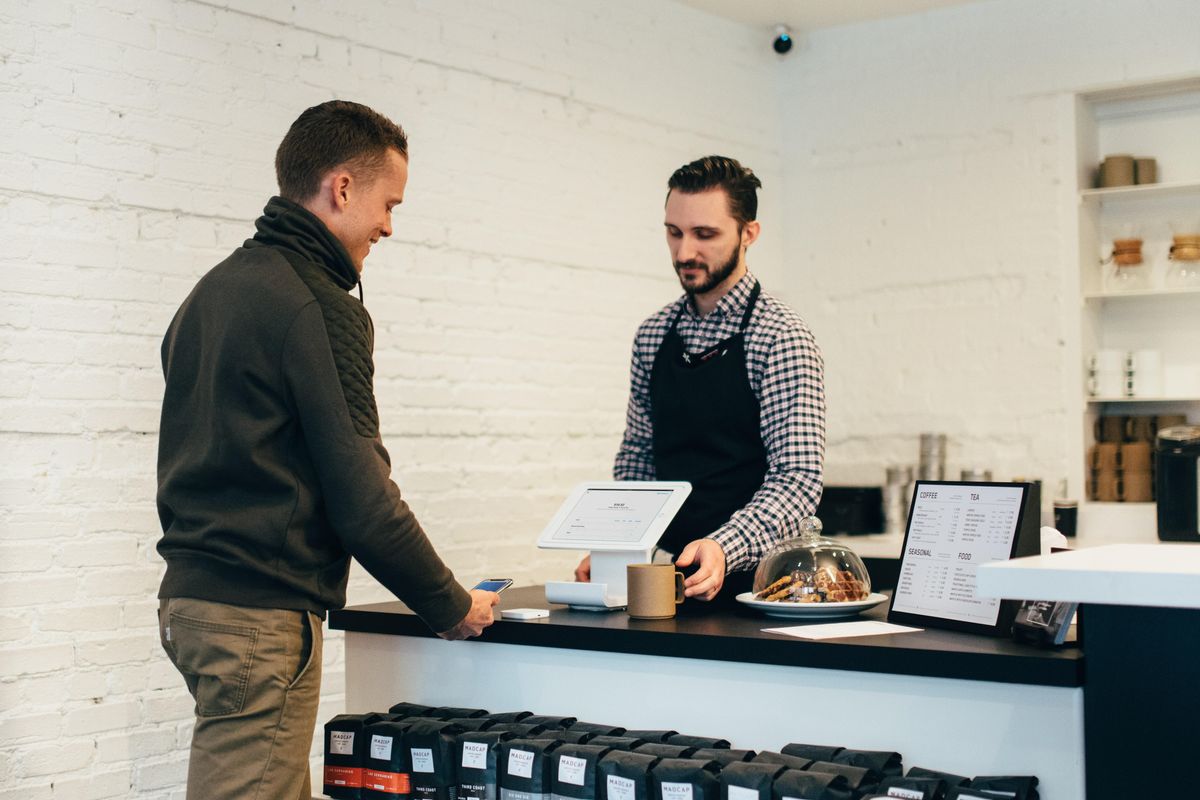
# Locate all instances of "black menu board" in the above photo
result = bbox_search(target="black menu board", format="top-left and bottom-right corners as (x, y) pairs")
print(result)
(888, 481), (1040, 636)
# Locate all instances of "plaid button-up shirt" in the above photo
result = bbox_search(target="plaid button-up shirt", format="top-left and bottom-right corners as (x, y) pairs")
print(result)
(613, 271), (826, 572)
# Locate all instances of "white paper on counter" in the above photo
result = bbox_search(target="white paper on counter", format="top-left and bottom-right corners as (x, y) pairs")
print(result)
(763, 620), (923, 640)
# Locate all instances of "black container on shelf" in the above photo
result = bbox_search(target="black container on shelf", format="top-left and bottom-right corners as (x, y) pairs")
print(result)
(1157, 425), (1200, 541)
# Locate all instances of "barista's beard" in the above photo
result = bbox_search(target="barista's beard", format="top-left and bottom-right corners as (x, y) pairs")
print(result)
(675, 241), (740, 296)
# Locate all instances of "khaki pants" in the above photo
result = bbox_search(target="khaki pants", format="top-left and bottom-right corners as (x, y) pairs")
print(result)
(159, 597), (323, 800)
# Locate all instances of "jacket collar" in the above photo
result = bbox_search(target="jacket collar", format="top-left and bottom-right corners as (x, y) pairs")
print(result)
(246, 196), (359, 291)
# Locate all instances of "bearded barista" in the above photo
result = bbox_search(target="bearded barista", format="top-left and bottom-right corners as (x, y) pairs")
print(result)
(575, 156), (825, 602)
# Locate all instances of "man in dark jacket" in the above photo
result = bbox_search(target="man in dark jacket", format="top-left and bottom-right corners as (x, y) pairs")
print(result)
(155, 100), (497, 799)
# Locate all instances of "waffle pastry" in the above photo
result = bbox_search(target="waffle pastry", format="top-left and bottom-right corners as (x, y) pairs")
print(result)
(753, 568), (868, 603)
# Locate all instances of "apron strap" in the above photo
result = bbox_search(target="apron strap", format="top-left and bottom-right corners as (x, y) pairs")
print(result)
(738, 281), (762, 331)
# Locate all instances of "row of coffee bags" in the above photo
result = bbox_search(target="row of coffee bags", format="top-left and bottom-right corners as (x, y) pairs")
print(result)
(323, 703), (1037, 800)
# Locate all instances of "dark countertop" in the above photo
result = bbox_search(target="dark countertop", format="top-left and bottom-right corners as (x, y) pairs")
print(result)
(330, 585), (1083, 688)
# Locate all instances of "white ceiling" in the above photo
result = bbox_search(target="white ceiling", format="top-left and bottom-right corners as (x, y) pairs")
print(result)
(674, 0), (986, 33)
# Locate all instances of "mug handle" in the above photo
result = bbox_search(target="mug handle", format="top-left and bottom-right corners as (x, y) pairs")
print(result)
(674, 572), (685, 604)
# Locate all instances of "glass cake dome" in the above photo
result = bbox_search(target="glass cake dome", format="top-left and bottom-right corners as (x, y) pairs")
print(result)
(751, 516), (872, 603)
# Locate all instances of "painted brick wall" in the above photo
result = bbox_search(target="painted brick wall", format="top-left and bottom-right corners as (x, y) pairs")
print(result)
(0, 1), (784, 796)
(776, 0), (1200, 491)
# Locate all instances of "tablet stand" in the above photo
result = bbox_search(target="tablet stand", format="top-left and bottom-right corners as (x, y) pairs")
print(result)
(544, 548), (652, 610)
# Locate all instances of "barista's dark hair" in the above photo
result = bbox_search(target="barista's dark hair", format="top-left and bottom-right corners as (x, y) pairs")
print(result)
(666, 155), (761, 227)
(275, 100), (408, 202)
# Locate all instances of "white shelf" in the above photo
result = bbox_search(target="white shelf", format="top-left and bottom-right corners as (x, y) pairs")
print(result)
(1086, 396), (1200, 404)
(1080, 179), (1200, 204)
(977, 544), (1200, 610)
(1084, 286), (1200, 300)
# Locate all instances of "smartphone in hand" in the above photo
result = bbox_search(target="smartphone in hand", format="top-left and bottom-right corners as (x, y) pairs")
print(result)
(472, 578), (513, 593)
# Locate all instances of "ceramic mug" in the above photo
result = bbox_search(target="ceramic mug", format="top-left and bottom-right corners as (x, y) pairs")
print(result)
(626, 564), (685, 619)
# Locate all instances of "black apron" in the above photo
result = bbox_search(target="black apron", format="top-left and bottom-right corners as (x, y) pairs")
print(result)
(649, 282), (767, 599)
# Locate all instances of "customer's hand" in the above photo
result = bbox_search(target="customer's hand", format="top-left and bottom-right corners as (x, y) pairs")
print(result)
(675, 539), (726, 601)
(574, 555), (590, 582)
(437, 590), (499, 640)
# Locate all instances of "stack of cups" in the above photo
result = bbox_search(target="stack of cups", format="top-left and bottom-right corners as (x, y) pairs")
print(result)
(1088, 350), (1126, 398)
(917, 434), (946, 481)
(1120, 440), (1153, 502)
(883, 465), (914, 535)
(1127, 349), (1162, 398)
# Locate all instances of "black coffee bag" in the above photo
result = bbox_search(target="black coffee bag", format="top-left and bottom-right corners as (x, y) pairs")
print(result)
(434, 707), (491, 719)
(550, 744), (614, 800)
(456, 730), (516, 800)
(525, 715), (578, 729)
(635, 744), (698, 760)
(326, 712), (388, 799)
(694, 749), (755, 767)
(390, 702), (436, 718)
(772, 768), (853, 800)
(831, 751), (902, 779)
(589, 736), (647, 752)
(650, 758), (721, 800)
(624, 730), (678, 743)
(598, 750), (661, 800)
(667, 735), (730, 750)
(492, 723), (551, 738)
(362, 719), (413, 800)
(571, 722), (628, 736)
(806, 762), (880, 797)
(449, 718), (498, 732)
(489, 712), (534, 724)
(905, 769), (968, 789)
(781, 745), (843, 764)
(721, 762), (787, 800)
(752, 753), (812, 772)
(533, 730), (595, 745)
(407, 719), (466, 800)
(500, 738), (562, 800)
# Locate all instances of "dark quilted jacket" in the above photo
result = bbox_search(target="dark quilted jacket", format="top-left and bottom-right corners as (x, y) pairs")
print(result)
(155, 197), (470, 631)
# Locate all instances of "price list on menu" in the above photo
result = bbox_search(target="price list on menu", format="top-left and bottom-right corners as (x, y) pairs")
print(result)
(892, 484), (1025, 626)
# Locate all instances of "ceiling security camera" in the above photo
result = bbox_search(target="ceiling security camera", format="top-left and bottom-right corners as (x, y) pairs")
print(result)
(772, 25), (793, 55)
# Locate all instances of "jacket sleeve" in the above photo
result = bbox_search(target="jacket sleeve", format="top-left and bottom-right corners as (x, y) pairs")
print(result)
(282, 301), (471, 633)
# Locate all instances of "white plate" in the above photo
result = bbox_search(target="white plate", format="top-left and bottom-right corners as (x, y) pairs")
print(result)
(735, 592), (888, 619)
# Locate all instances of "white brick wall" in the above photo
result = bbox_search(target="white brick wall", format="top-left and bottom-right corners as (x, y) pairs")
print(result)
(0, 1), (781, 796)
(775, 0), (1200, 490)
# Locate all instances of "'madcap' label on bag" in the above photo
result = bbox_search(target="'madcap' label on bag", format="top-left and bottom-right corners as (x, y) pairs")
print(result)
(371, 734), (394, 761)
(607, 775), (635, 800)
(558, 756), (587, 786)
(330, 731), (355, 756)
(462, 741), (489, 770)
(728, 786), (758, 800)
(508, 749), (535, 779)
(660, 783), (693, 800)
(412, 747), (435, 773)
(885, 789), (925, 800)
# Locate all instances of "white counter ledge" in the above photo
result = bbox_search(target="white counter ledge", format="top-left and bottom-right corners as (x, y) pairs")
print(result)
(975, 543), (1200, 609)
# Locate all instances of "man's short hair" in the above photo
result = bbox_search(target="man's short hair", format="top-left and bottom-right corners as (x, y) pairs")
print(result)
(667, 155), (762, 227)
(275, 100), (408, 202)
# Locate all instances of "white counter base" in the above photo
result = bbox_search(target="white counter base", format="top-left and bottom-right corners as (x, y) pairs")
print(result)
(344, 631), (1085, 798)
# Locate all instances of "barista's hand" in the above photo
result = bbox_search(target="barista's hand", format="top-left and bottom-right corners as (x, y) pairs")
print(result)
(675, 538), (727, 601)
(437, 590), (499, 640)
(574, 555), (591, 582)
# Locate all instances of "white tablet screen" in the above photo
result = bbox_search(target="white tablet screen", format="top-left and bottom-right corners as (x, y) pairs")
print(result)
(549, 488), (676, 544)
(891, 483), (1025, 626)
